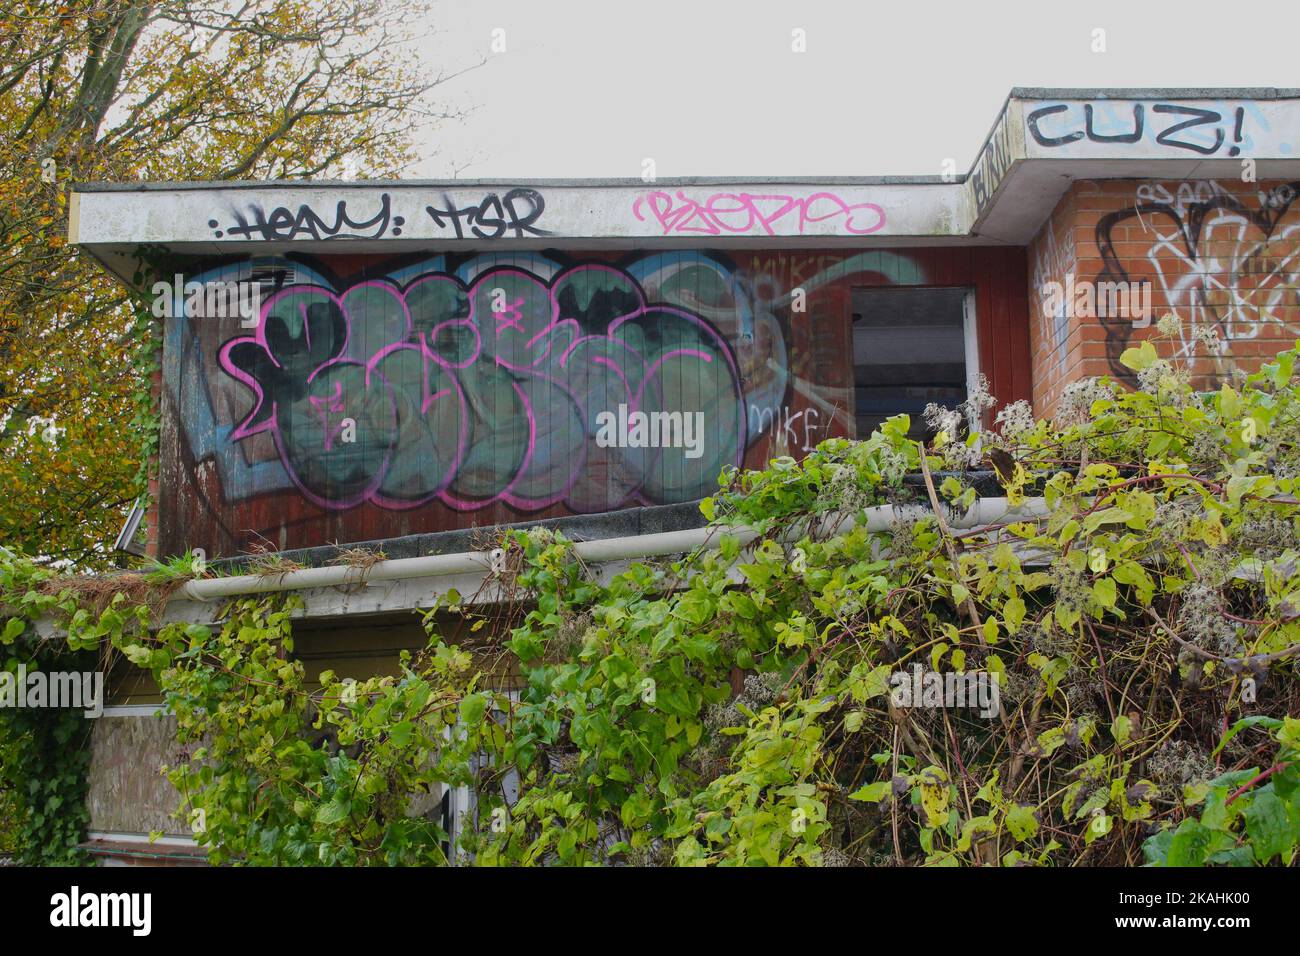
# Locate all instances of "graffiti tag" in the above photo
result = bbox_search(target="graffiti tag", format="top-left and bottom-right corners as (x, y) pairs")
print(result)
(214, 193), (401, 240)
(971, 111), (1017, 214)
(1028, 103), (1249, 156)
(632, 191), (886, 237)
(424, 188), (552, 239)
(210, 189), (553, 241)
(1093, 180), (1300, 379)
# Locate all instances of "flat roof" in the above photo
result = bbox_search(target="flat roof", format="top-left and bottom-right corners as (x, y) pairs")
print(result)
(74, 175), (960, 190)
(70, 88), (1300, 283)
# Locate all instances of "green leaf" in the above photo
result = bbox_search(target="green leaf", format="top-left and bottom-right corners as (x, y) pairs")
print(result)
(458, 693), (487, 727)
(1054, 600), (1081, 630)
(1, 617), (24, 644)
(1092, 576), (1117, 610)
(121, 644), (152, 666)
(1212, 716), (1283, 757)
(389, 721), (414, 747)
(1111, 714), (1133, 747)
(1082, 507), (1132, 535)
(849, 781), (892, 804)
(620, 791), (654, 828)
(981, 619), (999, 646)
(1119, 340), (1158, 372)
(1244, 789), (1291, 864)
(1084, 811), (1112, 845)
(1003, 596), (1026, 634)
(1005, 804), (1039, 842)
(315, 795), (350, 826)
(1165, 818), (1213, 866)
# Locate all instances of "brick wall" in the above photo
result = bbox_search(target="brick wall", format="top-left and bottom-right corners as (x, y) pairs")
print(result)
(1027, 178), (1300, 416)
(145, 364), (162, 558)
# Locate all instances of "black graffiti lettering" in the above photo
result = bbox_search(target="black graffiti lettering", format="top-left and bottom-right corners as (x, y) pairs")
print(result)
(502, 188), (547, 235)
(1029, 102), (1237, 156)
(1093, 180), (1300, 383)
(471, 193), (507, 239)
(1152, 105), (1225, 155)
(221, 189), (553, 242)
(1027, 104), (1085, 147)
(266, 207), (295, 236)
(971, 171), (986, 212)
(1085, 103), (1143, 144)
(973, 121), (1014, 213)
(425, 188), (553, 240)
(224, 194), (394, 240)
(425, 195), (465, 238)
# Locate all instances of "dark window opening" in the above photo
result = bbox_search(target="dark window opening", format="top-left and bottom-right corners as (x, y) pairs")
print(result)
(850, 287), (971, 439)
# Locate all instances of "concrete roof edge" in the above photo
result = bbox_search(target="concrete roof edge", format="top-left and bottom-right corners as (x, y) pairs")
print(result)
(964, 90), (1021, 176)
(72, 175), (959, 192)
(74, 88), (1300, 195)
(1010, 86), (1300, 100)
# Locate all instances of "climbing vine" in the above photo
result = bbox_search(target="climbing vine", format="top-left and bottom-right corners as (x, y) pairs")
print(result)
(125, 246), (172, 520)
(0, 556), (106, 864)
(3, 325), (1300, 866)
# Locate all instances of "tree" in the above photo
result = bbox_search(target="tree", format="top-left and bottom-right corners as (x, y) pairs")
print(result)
(0, 0), (469, 565)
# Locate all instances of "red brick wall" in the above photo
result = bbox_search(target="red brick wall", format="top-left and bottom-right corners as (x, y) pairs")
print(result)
(1028, 178), (1300, 416)
(145, 365), (162, 558)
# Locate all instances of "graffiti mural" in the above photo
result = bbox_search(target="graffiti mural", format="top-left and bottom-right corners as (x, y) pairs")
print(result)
(1094, 181), (1300, 379)
(217, 263), (746, 512)
(154, 246), (1034, 557)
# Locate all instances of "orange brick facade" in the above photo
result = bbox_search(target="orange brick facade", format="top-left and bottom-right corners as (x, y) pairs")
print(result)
(1028, 178), (1300, 416)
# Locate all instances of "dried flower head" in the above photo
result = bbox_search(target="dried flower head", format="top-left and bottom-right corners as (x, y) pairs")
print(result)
(995, 399), (1035, 443)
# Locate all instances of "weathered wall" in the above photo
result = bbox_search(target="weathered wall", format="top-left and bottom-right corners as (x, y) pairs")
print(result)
(76, 182), (964, 245)
(156, 246), (1029, 558)
(1029, 179), (1300, 414)
(87, 714), (188, 836)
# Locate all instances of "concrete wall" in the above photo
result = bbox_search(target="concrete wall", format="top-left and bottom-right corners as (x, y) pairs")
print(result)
(73, 181), (965, 246)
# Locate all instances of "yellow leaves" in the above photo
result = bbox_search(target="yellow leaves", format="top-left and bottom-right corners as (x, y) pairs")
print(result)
(918, 765), (951, 827)
(1194, 513), (1228, 546)
(1002, 460), (1030, 506)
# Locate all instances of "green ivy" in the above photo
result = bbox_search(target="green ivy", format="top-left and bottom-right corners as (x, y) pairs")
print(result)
(1144, 717), (1300, 866)
(0, 579), (96, 864)
(2, 329), (1299, 866)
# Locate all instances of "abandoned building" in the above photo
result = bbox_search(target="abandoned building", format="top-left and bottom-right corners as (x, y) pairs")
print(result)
(67, 87), (1300, 862)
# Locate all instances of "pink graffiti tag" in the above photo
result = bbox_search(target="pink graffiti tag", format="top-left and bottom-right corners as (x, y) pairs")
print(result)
(308, 379), (351, 451)
(632, 191), (886, 237)
(492, 296), (526, 337)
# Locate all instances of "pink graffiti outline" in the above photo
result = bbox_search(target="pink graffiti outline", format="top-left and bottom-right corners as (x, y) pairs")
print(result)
(220, 262), (745, 512)
(631, 190), (887, 237)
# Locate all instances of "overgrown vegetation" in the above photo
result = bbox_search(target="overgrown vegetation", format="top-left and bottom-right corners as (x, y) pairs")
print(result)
(3, 329), (1300, 866)
(0, 0), (460, 566)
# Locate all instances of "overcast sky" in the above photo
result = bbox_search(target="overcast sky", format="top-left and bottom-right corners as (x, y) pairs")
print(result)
(411, 0), (1299, 180)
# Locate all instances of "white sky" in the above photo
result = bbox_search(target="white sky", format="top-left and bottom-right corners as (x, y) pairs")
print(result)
(412, 0), (1300, 180)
